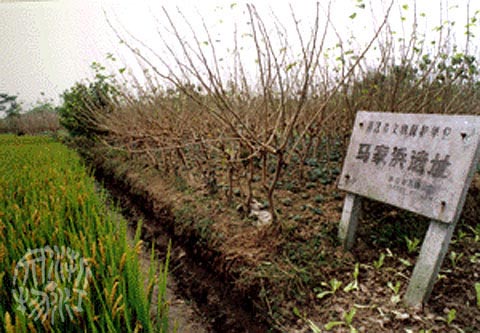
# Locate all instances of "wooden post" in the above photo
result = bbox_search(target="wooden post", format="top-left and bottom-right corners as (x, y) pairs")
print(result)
(338, 193), (362, 251)
(404, 220), (457, 306)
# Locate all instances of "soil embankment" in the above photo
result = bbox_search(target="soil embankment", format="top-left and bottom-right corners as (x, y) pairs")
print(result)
(95, 163), (272, 333)
(88, 145), (480, 332)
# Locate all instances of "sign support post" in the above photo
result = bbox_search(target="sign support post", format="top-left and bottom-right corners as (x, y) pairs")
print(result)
(405, 220), (457, 306)
(338, 193), (362, 251)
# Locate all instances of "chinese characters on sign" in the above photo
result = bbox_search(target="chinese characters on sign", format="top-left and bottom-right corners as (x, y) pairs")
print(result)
(355, 143), (451, 178)
(363, 120), (452, 139)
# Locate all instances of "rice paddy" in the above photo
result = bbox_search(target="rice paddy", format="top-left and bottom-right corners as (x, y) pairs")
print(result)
(0, 134), (170, 332)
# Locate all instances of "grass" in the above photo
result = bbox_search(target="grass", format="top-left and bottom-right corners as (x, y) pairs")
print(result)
(0, 134), (171, 332)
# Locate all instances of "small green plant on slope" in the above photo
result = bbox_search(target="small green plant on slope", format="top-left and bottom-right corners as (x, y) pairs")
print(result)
(449, 251), (464, 268)
(324, 307), (358, 332)
(404, 236), (421, 253)
(387, 280), (402, 304)
(373, 253), (386, 270)
(316, 278), (343, 300)
(475, 282), (480, 309)
(445, 308), (457, 325)
(343, 263), (360, 292)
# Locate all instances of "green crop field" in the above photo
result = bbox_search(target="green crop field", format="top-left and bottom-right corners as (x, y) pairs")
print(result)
(0, 135), (170, 333)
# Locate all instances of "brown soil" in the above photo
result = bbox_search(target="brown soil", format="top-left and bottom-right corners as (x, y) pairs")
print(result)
(90, 149), (480, 333)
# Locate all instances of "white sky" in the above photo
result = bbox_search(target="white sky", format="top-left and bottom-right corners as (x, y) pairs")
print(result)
(0, 0), (478, 111)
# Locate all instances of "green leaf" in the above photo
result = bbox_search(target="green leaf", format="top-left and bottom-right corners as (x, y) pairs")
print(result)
(293, 306), (301, 318)
(325, 321), (344, 330)
(349, 13), (357, 19)
(475, 283), (480, 309)
(352, 263), (359, 279)
(373, 253), (385, 269)
(330, 278), (342, 291)
(316, 290), (333, 299)
(387, 281), (401, 294)
(398, 258), (412, 267)
(343, 280), (358, 292)
(446, 308), (456, 324)
(343, 308), (356, 325)
(402, 4), (409, 10)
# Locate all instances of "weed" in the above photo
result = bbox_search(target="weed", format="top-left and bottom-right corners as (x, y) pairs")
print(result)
(469, 253), (480, 264)
(373, 253), (385, 270)
(449, 251), (464, 268)
(387, 281), (402, 304)
(398, 258), (412, 267)
(446, 308), (457, 325)
(475, 283), (480, 309)
(324, 307), (358, 332)
(405, 236), (421, 253)
(469, 225), (480, 242)
(316, 278), (342, 300)
(344, 263), (360, 293)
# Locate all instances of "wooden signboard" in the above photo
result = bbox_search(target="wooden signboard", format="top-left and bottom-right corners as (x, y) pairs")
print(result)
(337, 111), (480, 306)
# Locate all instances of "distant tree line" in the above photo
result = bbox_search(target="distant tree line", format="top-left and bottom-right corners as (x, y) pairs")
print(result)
(0, 93), (60, 135)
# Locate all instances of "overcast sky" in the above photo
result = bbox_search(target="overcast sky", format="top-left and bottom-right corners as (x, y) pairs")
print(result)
(0, 0), (478, 110)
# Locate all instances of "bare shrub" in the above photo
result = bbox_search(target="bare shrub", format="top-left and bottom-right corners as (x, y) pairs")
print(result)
(62, 1), (480, 226)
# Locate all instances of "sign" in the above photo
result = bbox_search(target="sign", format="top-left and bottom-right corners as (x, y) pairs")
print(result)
(337, 111), (480, 306)
(338, 111), (480, 223)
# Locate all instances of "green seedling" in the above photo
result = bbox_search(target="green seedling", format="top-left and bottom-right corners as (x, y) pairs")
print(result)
(324, 308), (357, 333)
(449, 251), (463, 268)
(344, 308), (357, 326)
(457, 230), (468, 240)
(468, 225), (480, 242)
(373, 253), (385, 270)
(387, 281), (402, 304)
(344, 263), (360, 292)
(404, 236), (421, 253)
(398, 258), (412, 267)
(316, 278), (342, 299)
(446, 308), (457, 325)
(292, 306), (304, 319)
(475, 282), (480, 309)
(469, 253), (480, 264)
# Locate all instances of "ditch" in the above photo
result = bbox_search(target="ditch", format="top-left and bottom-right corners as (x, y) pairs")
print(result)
(95, 166), (272, 333)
